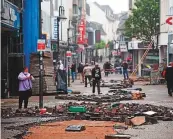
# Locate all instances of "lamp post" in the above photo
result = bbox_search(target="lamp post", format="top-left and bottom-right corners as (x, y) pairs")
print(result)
(67, 20), (73, 87)
(56, 6), (67, 90)
(56, 6), (67, 65)
(67, 20), (79, 87)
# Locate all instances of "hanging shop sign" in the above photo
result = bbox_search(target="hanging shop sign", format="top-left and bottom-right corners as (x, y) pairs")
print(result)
(66, 51), (72, 57)
(77, 17), (86, 44)
(166, 17), (173, 25)
(112, 50), (121, 56)
(51, 17), (58, 40)
(1, 0), (20, 29)
(119, 41), (128, 52)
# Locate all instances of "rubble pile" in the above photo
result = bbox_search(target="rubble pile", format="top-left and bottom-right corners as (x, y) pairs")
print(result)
(55, 79), (142, 102)
(30, 52), (56, 95)
(2, 103), (173, 125)
(55, 89), (145, 102)
(100, 80), (133, 88)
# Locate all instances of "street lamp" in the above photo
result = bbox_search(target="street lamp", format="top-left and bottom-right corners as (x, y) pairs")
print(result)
(56, 6), (67, 68)
(56, 6), (67, 92)
(67, 20), (79, 87)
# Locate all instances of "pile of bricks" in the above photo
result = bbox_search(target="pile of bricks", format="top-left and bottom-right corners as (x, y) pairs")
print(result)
(30, 52), (56, 95)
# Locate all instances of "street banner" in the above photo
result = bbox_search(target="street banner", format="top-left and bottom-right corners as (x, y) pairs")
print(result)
(77, 18), (86, 44)
(77, 11), (86, 44)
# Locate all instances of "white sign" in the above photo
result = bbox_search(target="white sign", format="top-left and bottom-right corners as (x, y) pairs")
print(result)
(51, 17), (62, 40)
(119, 41), (128, 52)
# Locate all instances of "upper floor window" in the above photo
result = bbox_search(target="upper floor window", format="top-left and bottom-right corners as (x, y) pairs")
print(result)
(169, 0), (173, 15)
(73, 4), (78, 15)
(7, 0), (22, 8)
(86, 3), (90, 16)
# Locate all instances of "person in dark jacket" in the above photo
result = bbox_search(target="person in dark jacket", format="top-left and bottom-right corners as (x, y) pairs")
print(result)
(103, 62), (111, 77)
(92, 63), (102, 94)
(78, 63), (84, 83)
(165, 62), (173, 96)
(71, 63), (76, 82)
(122, 61), (129, 80)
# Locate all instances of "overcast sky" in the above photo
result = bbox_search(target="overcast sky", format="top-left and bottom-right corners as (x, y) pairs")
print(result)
(87, 0), (129, 14)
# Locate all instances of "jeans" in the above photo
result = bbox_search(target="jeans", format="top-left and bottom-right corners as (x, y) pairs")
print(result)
(123, 69), (129, 79)
(71, 72), (76, 82)
(85, 75), (92, 87)
(92, 79), (101, 94)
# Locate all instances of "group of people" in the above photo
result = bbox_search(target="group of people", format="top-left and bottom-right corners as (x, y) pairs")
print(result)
(103, 60), (129, 80)
(17, 60), (173, 110)
(72, 62), (102, 94)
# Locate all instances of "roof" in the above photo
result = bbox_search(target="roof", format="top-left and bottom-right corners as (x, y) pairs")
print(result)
(100, 5), (114, 13)
(86, 21), (107, 35)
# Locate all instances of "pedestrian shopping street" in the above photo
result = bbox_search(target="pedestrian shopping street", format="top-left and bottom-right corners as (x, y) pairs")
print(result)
(1, 0), (173, 139)
(2, 72), (173, 139)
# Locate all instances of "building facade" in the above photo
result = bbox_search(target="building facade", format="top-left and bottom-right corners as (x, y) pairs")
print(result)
(86, 1), (118, 58)
(41, 0), (87, 65)
(159, 0), (173, 64)
(1, 0), (23, 97)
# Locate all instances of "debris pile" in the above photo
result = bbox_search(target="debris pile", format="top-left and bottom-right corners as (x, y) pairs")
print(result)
(55, 87), (145, 102)
(2, 103), (173, 126)
(100, 80), (133, 88)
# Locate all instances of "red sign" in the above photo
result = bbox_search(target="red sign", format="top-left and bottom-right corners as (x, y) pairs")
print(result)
(95, 30), (101, 43)
(112, 51), (121, 56)
(77, 18), (86, 44)
(66, 51), (72, 57)
(166, 17), (173, 25)
(37, 39), (46, 51)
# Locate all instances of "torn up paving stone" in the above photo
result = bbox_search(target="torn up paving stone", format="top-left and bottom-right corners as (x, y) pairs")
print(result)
(130, 116), (146, 126)
(105, 134), (131, 139)
(65, 125), (86, 132)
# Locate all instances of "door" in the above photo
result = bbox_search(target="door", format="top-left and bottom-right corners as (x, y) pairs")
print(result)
(8, 54), (24, 96)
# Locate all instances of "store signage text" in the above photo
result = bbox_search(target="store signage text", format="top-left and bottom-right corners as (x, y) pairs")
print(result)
(1, 1), (20, 29)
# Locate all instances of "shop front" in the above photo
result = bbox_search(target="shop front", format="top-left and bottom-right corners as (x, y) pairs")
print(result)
(1, 0), (23, 97)
(128, 41), (159, 76)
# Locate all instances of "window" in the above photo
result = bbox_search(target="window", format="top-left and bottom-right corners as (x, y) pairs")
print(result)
(7, 0), (23, 8)
(73, 4), (78, 15)
(86, 3), (90, 16)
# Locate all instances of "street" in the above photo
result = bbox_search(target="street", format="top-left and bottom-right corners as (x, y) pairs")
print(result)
(1, 72), (173, 139)
(1, 0), (173, 139)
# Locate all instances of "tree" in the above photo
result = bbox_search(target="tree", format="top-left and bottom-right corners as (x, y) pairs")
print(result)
(124, 0), (159, 42)
(107, 40), (114, 50)
(95, 40), (106, 49)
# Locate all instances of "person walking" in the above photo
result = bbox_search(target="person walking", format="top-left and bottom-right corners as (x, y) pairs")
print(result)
(122, 61), (129, 80)
(100, 55), (103, 62)
(78, 62), (84, 83)
(71, 63), (76, 82)
(104, 61), (111, 77)
(83, 63), (92, 87)
(92, 63), (102, 95)
(165, 62), (173, 96)
(18, 67), (34, 109)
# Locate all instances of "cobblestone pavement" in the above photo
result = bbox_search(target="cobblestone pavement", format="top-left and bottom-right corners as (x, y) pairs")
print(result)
(1, 72), (173, 139)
